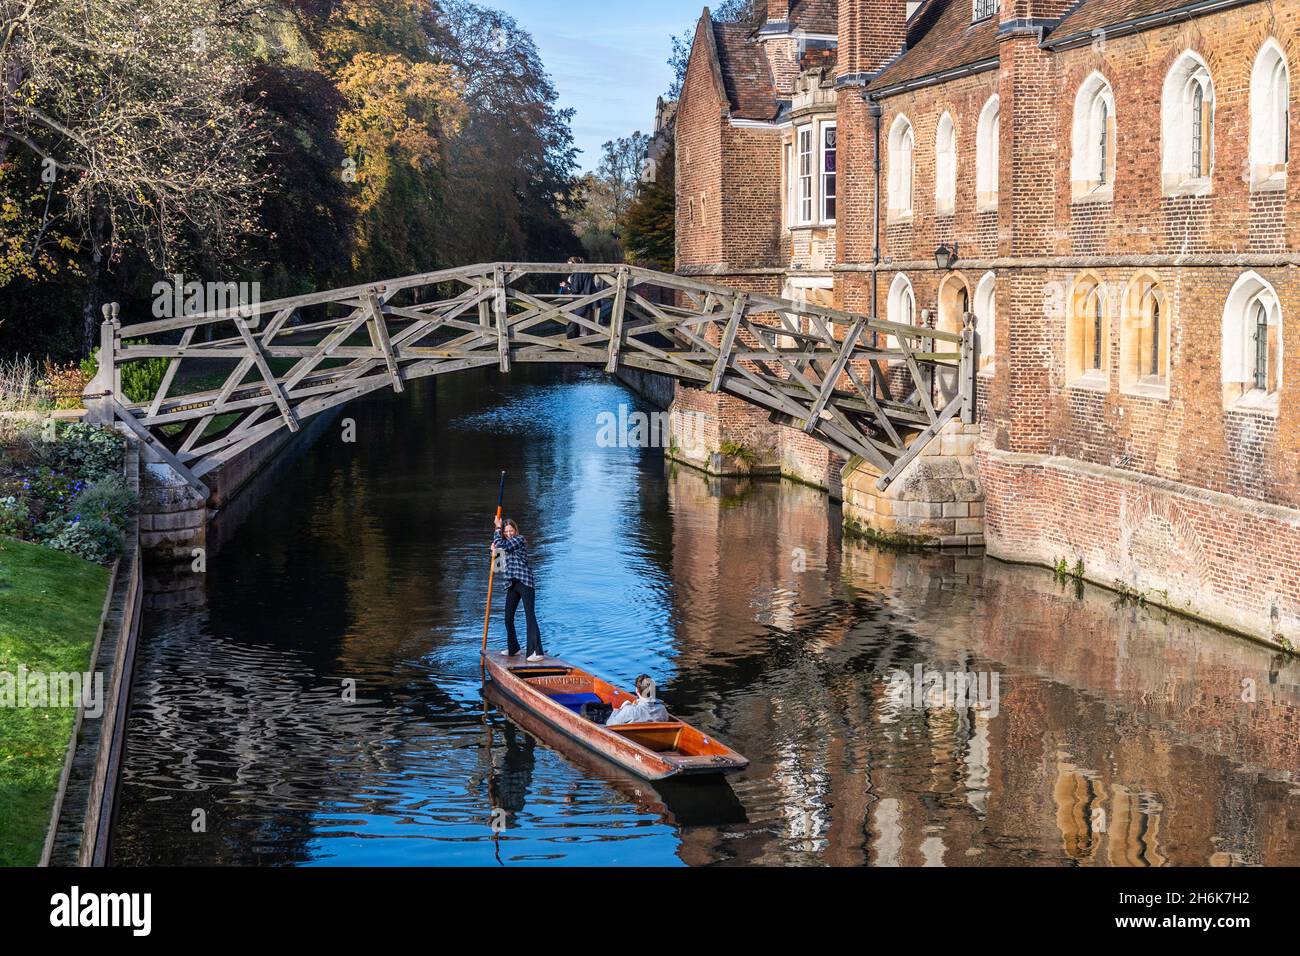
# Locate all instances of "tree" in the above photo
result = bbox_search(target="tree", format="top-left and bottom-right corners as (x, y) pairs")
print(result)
(0, 0), (273, 347)
(569, 133), (648, 261)
(622, 141), (674, 271)
(429, 1), (582, 264)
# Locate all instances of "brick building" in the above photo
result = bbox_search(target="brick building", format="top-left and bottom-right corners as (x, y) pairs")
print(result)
(672, 0), (1300, 647)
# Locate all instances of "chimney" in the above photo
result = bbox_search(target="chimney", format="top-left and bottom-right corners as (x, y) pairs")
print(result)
(839, 0), (910, 81)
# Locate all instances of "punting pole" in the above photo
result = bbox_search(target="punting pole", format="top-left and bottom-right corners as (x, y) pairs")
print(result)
(480, 470), (507, 677)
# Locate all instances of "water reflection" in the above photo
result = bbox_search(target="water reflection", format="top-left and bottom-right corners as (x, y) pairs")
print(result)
(113, 367), (1300, 866)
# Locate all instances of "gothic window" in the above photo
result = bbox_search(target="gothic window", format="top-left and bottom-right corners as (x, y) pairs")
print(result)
(888, 115), (915, 218)
(1071, 73), (1116, 199)
(1068, 275), (1109, 385)
(974, 272), (996, 372)
(976, 96), (999, 209)
(1161, 52), (1214, 192)
(1120, 274), (1168, 394)
(1222, 271), (1282, 409)
(935, 112), (956, 215)
(1250, 40), (1290, 189)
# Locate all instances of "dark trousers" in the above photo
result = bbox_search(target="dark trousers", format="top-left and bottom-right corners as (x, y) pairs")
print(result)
(503, 580), (543, 657)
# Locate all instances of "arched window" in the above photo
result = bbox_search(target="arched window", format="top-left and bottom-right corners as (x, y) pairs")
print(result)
(1161, 52), (1214, 192)
(888, 115), (915, 218)
(1250, 40), (1290, 189)
(1120, 274), (1169, 393)
(974, 272), (996, 372)
(935, 274), (969, 401)
(976, 96), (999, 210)
(1067, 275), (1109, 385)
(935, 112), (957, 215)
(887, 273), (915, 328)
(1222, 271), (1283, 409)
(1071, 73), (1116, 199)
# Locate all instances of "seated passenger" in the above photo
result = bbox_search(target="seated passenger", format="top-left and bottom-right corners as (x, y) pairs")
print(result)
(606, 675), (671, 727)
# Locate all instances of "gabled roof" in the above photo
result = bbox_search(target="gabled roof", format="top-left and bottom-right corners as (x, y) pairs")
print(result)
(866, 0), (999, 93)
(713, 20), (781, 120)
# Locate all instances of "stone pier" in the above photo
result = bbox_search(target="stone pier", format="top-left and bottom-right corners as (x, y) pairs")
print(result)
(841, 420), (985, 548)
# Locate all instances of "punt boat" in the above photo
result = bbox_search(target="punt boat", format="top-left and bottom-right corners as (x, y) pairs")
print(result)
(483, 654), (749, 781)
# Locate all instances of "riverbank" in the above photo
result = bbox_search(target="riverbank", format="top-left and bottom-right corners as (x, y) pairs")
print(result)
(0, 537), (109, 867)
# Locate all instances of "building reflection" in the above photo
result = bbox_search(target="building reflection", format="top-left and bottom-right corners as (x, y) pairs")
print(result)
(662, 465), (1300, 866)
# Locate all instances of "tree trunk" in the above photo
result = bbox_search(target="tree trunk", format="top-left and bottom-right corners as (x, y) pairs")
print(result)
(81, 207), (110, 354)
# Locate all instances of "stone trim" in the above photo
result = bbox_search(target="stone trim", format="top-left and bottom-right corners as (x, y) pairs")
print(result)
(43, 434), (144, 866)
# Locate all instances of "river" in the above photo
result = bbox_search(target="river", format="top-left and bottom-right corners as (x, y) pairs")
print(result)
(112, 366), (1300, 866)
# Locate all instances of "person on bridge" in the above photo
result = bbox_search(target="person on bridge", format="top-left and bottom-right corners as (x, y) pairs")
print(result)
(605, 675), (671, 727)
(565, 256), (598, 339)
(493, 516), (545, 661)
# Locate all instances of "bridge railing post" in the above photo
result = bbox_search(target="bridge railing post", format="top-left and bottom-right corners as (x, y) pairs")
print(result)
(83, 303), (121, 426)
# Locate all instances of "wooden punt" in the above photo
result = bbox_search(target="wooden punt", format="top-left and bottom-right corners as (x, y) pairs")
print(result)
(483, 654), (749, 781)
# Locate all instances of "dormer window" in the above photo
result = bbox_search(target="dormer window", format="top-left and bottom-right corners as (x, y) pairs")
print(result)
(973, 0), (995, 21)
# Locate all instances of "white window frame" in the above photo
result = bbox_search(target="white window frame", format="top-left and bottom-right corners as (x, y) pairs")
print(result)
(797, 125), (814, 225)
(1161, 51), (1214, 194)
(1071, 72), (1116, 200)
(972, 0), (995, 20)
(1221, 271), (1283, 411)
(1249, 39), (1290, 190)
(888, 115), (915, 219)
(974, 271), (996, 373)
(976, 96), (999, 210)
(819, 121), (837, 224)
(886, 273), (915, 351)
(784, 141), (795, 227)
(935, 112), (956, 215)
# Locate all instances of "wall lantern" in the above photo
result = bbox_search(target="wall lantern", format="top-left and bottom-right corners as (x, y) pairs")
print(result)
(934, 243), (958, 270)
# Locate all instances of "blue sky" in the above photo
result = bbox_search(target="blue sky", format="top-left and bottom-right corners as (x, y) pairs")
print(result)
(488, 0), (708, 171)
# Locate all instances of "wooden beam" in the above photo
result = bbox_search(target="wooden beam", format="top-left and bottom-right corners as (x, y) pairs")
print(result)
(708, 293), (747, 392)
(110, 401), (209, 498)
(363, 287), (404, 393)
(493, 265), (510, 372)
(235, 316), (299, 433)
(804, 318), (865, 434)
(605, 267), (629, 373)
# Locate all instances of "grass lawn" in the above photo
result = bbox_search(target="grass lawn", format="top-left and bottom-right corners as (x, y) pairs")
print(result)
(0, 537), (110, 867)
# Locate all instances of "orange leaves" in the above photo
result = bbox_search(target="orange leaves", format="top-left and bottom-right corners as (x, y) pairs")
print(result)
(335, 51), (465, 211)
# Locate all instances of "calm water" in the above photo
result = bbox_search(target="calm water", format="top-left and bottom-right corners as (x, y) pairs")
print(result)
(113, 367), (1300, 866)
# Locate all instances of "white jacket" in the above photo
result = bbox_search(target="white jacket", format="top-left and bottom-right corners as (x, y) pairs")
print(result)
(606, 696), (670, 726)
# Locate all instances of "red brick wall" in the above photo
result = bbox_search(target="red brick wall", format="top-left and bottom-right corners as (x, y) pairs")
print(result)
(676, 18), (726, 271)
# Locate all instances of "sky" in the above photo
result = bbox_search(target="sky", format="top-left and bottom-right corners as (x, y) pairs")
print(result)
(487, 0), (708, 171)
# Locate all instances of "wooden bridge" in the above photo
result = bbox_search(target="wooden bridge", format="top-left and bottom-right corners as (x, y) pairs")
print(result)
(82, 263), (975, 499)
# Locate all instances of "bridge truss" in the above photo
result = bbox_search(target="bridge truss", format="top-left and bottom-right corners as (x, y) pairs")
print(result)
(82, 263), (974, 498)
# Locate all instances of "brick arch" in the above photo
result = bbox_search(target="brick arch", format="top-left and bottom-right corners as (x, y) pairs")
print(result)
(1118, 494), (1211, 599)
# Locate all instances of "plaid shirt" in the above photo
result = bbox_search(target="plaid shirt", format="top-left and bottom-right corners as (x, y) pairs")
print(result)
(493, 530), (536, 589)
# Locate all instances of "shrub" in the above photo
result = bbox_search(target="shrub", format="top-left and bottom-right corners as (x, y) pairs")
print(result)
(40, 359), (88, 410)
(71, 476), (135, 529)
(0, 495), (30, 538)
(43, 422), (124, 481)
(81, 341), (167, 404)
(44, 516), (125, 563)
